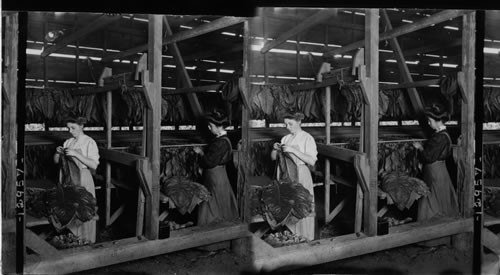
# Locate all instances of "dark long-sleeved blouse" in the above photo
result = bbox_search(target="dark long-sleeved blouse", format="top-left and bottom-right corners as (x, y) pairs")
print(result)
(421, 130), (452, 164)
(200, 135), (232, 169)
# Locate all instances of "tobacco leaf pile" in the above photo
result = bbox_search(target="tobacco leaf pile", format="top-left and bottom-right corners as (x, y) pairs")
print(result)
(25, 156), (97, 231)
(160, 176), (210, 215)
(483, 144), (500, 179)
(380, 171), (430, 211)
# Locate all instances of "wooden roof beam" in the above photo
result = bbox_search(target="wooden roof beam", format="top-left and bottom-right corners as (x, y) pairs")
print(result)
(381, 10), (426, 123)
(403, 38), (461, 57)
(324, 9), (471, 57)
(181, 44), (243, 62)
(101, 16), (246, 63)
(261, 9), (338, 54)
(40, 14), (122, 57)
(163, 16), (203, 118)
(263, 9), (364, 31)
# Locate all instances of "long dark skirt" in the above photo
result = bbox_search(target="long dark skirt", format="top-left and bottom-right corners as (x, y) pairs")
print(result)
(418, 161), (459, 221)
(197, 165), (239, 225)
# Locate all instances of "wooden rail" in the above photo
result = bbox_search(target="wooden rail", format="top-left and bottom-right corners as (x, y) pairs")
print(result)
(317, 143), (363, 163)
(25, 222), (251, 274)
(98, 147), (147, 167)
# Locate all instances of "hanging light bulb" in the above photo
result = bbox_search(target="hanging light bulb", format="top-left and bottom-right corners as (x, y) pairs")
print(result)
(45, 30), (65, 42)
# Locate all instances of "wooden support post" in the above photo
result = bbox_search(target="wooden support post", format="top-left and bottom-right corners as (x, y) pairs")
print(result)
(232, 19), (252, 258)
(380, 10), (426, 126)
(2, 13), (19, 274)
(452, 11), (475, 252)
(136, 109), (147, 236)
(163, 17), (203, 118)
(361, 9), (379, 236)
(105, 89), (112, 226)
(322, 62), (332, 224)
(142, 15), (163, 240)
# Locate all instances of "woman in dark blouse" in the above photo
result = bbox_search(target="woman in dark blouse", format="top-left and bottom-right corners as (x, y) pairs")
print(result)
(194, 111), (238, 225)
(413, 104), (459, 221)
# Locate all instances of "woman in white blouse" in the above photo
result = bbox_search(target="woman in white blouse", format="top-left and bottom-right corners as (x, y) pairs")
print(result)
(53, 116), (100, 243)
(271, 112), (318, 240)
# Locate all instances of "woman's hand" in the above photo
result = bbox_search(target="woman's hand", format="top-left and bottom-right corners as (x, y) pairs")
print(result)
(412, 142), (423, 151)
(193, 146), (203, 155)
(64, 148), (81, 158)
(273, 142), (282, 151)
(56, 146), (65, 154)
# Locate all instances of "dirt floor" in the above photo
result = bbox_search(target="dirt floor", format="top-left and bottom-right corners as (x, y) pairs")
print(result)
(73, 242), (475, 275)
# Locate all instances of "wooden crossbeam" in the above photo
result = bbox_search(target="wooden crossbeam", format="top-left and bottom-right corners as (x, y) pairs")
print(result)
(317, 143), (363, 163)
(41, 14), (121, 57)
(101, 17), (246, 63)
(264, 10), (364, 31)
(403, 38), (461, 57)
(289, 77), (340, 92)
(168, 84), (222, 94)
(99, 147), (147, 167)
(261, 9), (337, 53)
(380, 78), (441, 90)
(324, 10), (471, 57)
(483, 228), (500, 255)
(25, 229), (61, 258)
(109, 204), (126, 225)
(353, 154), (369, 194)
(381, 10), (425, 123)
(181, 44), (243, 62)
(326, 199), (346, 223)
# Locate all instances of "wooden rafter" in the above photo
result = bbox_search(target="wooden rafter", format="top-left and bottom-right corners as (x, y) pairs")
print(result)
(168, 84), (222, 95)
(181, 44), (243, 62)
(41, 14), (121, 57)
(261, 9), (337, 53)
(264, 9), (364, 31)
(163, 16), (203, 118)
(402, 38), (461, 57)
(381, 10), (426, 124)
(101, 17), (246, 63)
(324, 10), (471, 57)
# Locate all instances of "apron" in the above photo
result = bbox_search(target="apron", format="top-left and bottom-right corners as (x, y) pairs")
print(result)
(418, 131), (459, 221)
(197, 137), (239, 225)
